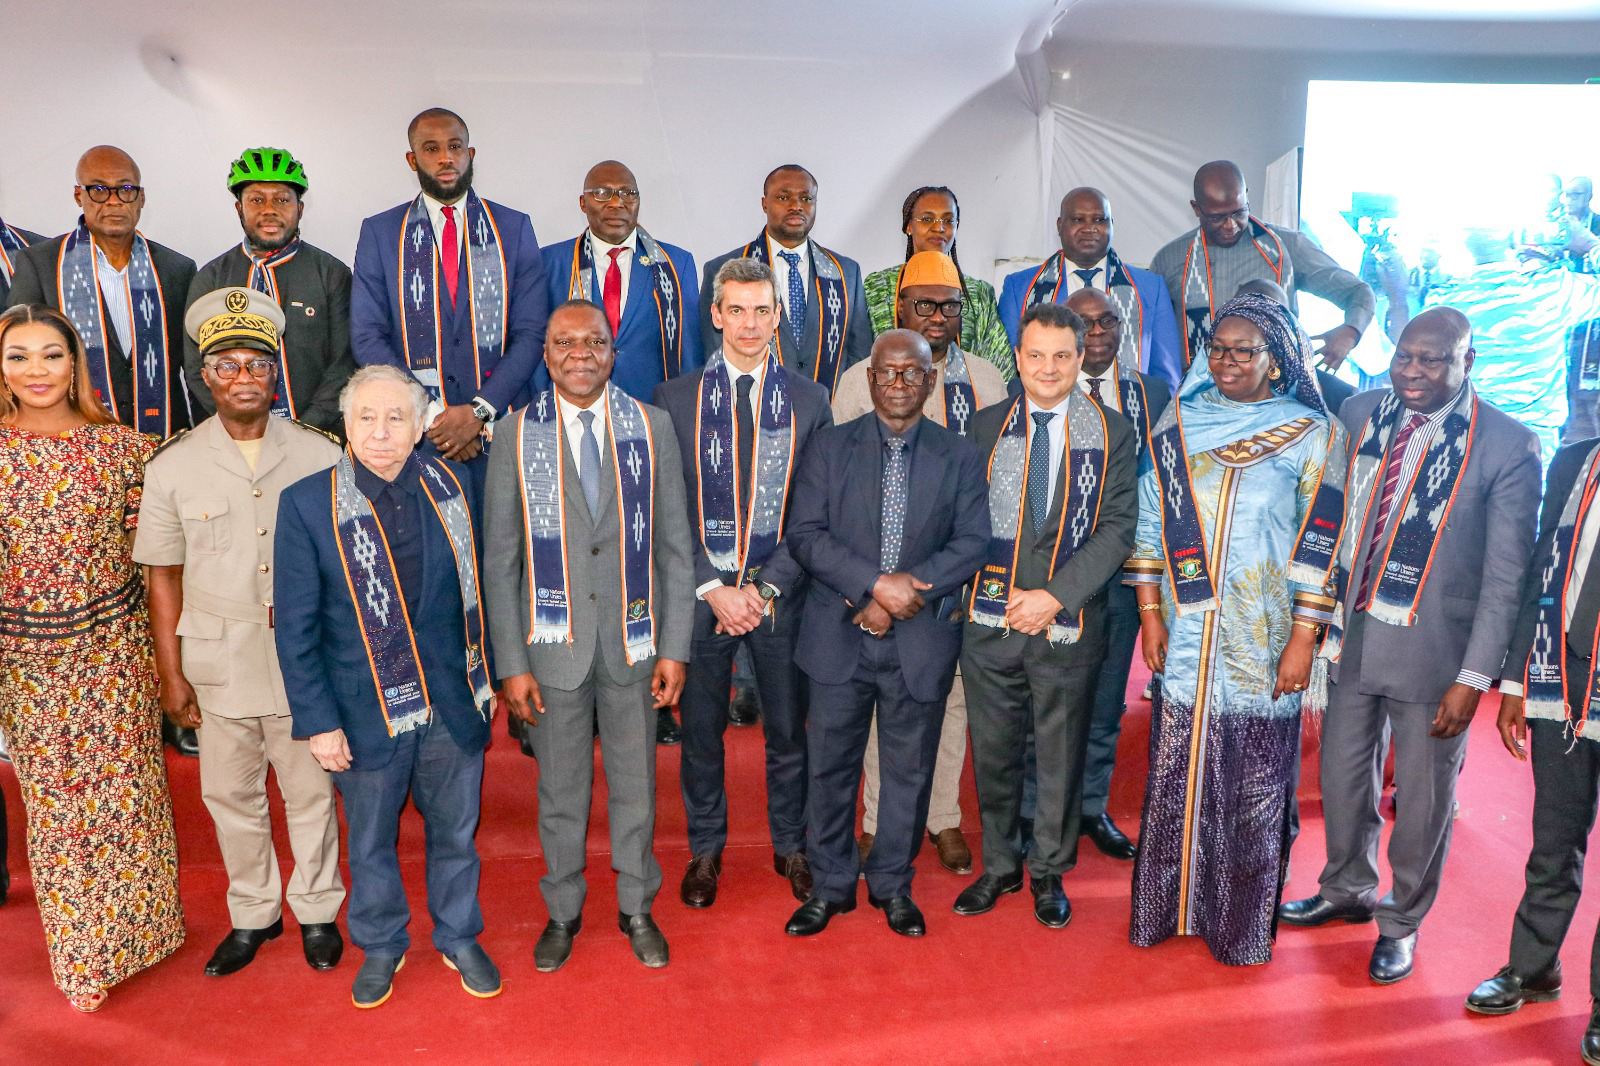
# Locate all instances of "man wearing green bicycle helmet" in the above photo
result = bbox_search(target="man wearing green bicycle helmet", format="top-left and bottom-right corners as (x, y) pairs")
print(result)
(183, 147), (356, 437)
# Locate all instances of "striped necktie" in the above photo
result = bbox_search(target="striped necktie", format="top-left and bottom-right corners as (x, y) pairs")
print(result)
(1356, 412), (1425, 609)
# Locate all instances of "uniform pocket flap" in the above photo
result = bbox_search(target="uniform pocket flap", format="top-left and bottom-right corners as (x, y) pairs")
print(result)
(176, 608), (225, 639)
(180, 498), (231, 522)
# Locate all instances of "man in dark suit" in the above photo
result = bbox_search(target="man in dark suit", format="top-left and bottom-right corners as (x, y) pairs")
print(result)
(1280, 307), (1541, 984)
(484, 299), (694, 972)
(1466, 435), (1600, 1066)
(7, 145), (197, 434)
(350, 108), (549, 485)
(783, 329), (990, 937)
(952, 302), (1136, 928)
(0, 218), (45, 306)
(699, 165), (873, 396)
(275, 364), (500, 1009)
(655, 258), (832, 907)
(1064, 286), (1170, 859)
(545, 160), (700, 403)
(185, 147), (356, 436)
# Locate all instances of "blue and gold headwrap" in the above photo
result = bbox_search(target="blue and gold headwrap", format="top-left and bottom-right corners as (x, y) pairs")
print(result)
(1208, 292), (1328, 417)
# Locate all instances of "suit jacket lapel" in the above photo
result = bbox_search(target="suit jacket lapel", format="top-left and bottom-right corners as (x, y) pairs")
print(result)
(902, 421), (944, 557)
(254, 417), (289, 483)
(849, 416), (883, 556)
(618, 246), (653, 340)
(801, 239), (823, 357)
(204, 416), (257, 483)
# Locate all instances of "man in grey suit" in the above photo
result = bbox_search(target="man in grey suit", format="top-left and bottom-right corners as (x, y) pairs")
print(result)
(1280, 307), (1541, 984)
(698, 164), (873, 396)
(484, 299), (693, 973)
(953, 302), (1137, 928)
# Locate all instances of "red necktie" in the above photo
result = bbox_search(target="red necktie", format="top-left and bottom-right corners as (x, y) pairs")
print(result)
(1356, 412), (1425, 608)
(440, 205), (460, 305)
(603, 247), (624, 337)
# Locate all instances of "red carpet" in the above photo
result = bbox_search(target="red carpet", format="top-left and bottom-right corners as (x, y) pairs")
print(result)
(0, 671), (1594, 1066)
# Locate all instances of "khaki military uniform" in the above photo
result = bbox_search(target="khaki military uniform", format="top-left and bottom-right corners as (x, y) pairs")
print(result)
(135, 415), (345, 929)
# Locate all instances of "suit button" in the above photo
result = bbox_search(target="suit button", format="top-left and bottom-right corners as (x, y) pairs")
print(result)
(253, 489), (263, 498)
(589, 593), (596, 601)
(591, 547), (600, 556)
(259, 564), (270, 573)
(257, 527), (268, 536)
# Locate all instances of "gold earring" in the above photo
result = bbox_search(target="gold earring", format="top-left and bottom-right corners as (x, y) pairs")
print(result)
(1267, 362), (1282, 381)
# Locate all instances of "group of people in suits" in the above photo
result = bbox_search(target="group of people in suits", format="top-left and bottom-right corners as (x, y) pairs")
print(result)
(5, 106), (1600, 1066)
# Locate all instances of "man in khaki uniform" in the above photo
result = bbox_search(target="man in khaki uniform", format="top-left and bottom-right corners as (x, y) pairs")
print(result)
(831, 251), (1007, 876)
(137, 286), (346, 976)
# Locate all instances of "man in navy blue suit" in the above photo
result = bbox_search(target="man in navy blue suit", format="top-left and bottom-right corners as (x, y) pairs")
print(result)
(783, 329), (990, 938)
(544, 160), (699, 403)
(275, 364), (499, 1010)
(350, 107), (549, 482)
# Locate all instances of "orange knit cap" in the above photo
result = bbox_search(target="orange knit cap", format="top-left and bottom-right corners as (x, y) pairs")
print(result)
(898, 250), (961, 291)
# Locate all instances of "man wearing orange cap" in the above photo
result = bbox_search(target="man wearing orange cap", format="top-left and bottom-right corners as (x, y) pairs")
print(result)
(832, 250), (1007, 875)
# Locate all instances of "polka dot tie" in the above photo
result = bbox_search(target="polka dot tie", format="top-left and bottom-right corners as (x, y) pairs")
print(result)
(880, 436), (908, 572)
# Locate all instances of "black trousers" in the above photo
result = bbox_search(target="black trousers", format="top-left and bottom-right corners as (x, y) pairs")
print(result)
(962, 599), (1103, 880)
(806, 633), (948, 903)
(1508, 714), (1600, 995)
(678, 597), (807, 857)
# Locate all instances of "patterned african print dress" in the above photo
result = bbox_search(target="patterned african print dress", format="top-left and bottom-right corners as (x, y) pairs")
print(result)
(1124, 390), (1340, 966)
(0, 422), (185, 997)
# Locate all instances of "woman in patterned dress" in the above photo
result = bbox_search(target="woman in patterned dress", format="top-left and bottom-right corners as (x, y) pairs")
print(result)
(0, 304), (184, 1011)
(1123, 294), (1346, 965)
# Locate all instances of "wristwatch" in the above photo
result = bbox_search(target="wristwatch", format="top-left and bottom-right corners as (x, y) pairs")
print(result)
(470, 397), (495, 423)
(758, 583), (781, 602)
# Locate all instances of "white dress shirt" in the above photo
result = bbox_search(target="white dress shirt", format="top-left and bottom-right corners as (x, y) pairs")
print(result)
(1077, 369), (1121, 413)
(695, 356), (770, 599)
(422, 191), (468, 263)
(767, 234), (812, 329)
(1063, 256), (1108, 296)
(1026, 393), (1070, 516)
(93, 244), (133, 354)
(557, 390), (608, 472)
(589, 228), (639, 311)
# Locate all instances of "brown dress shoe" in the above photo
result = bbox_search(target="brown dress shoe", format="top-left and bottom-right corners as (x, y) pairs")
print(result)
(930, 828), (973, 874)
(774, 853), (814, 901)
(857, 833), (874, 878)
(680, 853), (721, 908)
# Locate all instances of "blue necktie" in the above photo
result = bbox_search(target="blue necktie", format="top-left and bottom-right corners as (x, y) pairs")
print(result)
(779, 250), (806, 348)
(1074, 267), (1100, 290)
(880, 437), (908, 572)
(1028, 411), (1054, 533)
(578, 409), (602, 515)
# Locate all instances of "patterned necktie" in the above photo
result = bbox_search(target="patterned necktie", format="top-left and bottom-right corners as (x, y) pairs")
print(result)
(1028, 411), (1054, 533)
(880, 436), (908, 572)
(603, 246), (625, 337)
(779, 250), (806, 348)
(736, 374), (755, 517)
(1356, 412), (1425, 608)
(440, 204), (460, 305)
(1087, 376), (1104, 403)
(1074, 267), (1100, 291)
(577, 409), (602, 516)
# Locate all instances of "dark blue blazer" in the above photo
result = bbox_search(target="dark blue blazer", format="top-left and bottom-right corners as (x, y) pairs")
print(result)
(787, 413), (991, 704)
(273, 463), (490, 770)
(543, 233), (702, 403)
(997, 257), (1183, 390)
(350, 198), (550, 414)
(653, 362), (833, 596)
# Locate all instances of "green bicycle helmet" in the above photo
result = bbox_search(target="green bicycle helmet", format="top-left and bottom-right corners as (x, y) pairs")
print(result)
(227, 147), (308, 195)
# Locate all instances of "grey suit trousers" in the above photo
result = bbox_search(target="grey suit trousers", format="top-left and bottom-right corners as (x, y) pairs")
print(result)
(1317, 613), (1469, 937)
(526, 654), (662, 922)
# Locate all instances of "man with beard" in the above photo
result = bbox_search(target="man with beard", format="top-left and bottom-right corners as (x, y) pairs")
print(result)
(351, 108), (549, 487)
(699, 165), (873, 396)
(185, 148), (356, 437)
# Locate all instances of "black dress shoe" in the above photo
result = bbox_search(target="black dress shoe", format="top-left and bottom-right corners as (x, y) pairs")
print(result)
(1465, 963), (1561, 1015)
(1370, 933), (1418, 984)
(952, 871), (1024, 916)
(774, 852), (813, 902)
(301, 922), (343, 970)
(619, 912), (669, 968)
(785, 896), (855, 936)
(162, 719), (201, 758)
(728, 686), (760, 726)
(655, 708), (682, 746)
(1278, 894), (1375, 927)
(204, 917), (284, 976)
(1082, 813), (1138, 860)
(534, 916), (582, 973)
(1583, 1001), (1600, 1066)
(680, 853), (721, 908)
(1030, 873), (1072, 929)
(870, 894), (926, 937)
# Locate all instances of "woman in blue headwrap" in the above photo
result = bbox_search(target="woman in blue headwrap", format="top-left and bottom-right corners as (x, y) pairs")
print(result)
(1124, 293), (1348, 966)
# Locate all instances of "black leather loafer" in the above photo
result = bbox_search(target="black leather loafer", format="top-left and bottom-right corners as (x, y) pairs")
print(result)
(534, 916), (582, 973)
(300, 922), (343, 971)
(204, 917), (284, 977)
(619, 912), (669, 968)
(1082, 813), (1137, 860)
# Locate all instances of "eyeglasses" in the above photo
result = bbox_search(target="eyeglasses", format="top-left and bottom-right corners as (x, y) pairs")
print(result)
(1082, 313), (1121, 331)
(1206, 342), (1270, 367)
(911, 213), (957, 230)
(584, 187), (639, 204)
(866, 367), (929, 387)
(206, 357), (277, 379)
(1198, 205), (1249, 225)
(908, 299), (963, 318)
(80, 184), (142, 204)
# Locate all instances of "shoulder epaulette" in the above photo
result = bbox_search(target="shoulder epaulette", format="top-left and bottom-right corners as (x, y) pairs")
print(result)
(146, 426), (193, 463)
(290, 419), (342, 446)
